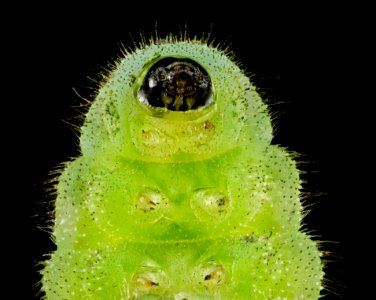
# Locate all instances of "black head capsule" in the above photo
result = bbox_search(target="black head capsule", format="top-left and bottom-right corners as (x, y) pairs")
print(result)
(138, 57), (213, 111)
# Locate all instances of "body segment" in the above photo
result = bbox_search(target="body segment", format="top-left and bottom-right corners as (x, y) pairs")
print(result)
(42, 39), (323, 299)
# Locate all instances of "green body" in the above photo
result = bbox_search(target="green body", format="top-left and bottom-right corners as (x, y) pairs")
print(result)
(42, 39), (323, 299)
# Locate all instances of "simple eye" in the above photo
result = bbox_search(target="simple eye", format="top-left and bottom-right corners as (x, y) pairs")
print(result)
(138, 57), (213, 111)
(190, 188), (230, 222)
(134, 187), (169, 223)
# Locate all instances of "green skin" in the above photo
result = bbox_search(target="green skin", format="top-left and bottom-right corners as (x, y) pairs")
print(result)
(41, 39), (324, 299)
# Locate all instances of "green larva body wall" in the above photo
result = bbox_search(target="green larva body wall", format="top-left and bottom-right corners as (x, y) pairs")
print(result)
(41, 39), (324, 299)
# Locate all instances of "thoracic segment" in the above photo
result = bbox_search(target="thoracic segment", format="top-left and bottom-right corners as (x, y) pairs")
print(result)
(43, 233), (322, 299)
(43, 144), (323, 299)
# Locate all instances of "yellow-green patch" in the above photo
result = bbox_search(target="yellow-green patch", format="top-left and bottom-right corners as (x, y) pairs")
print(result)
(41, 38), (324, 299)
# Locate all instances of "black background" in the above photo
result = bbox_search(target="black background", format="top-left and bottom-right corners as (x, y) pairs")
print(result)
(16, 3), (366, 299)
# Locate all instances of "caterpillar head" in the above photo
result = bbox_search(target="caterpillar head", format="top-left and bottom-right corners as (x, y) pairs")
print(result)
(80, 40), (272, 162)
(138, 57), (213, 112)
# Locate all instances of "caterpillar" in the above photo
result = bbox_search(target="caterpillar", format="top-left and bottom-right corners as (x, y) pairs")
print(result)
(41, 36), (324, 299)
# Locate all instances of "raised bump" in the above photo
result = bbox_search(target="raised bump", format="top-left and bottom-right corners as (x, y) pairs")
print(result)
(193, 261), (226, 289)
(133, 187), (170, 223)
(131, 264), (170, 298)
(190, 188), (230, 222)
